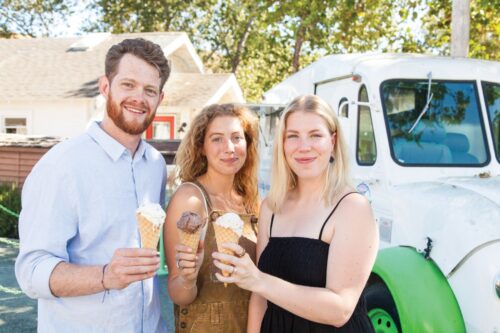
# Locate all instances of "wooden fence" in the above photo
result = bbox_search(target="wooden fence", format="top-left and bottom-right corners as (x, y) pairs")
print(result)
(0, 138), (180, 187)
(0, 146), (51, 187)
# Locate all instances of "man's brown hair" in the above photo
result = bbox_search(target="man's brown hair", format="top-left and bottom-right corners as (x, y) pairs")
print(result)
(105, 38), (170, 90)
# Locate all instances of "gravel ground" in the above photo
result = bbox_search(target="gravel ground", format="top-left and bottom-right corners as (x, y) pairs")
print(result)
(0, 238), (174, 332)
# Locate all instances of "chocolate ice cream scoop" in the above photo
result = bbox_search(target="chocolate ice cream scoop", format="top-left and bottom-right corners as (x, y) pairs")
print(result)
(176, 211), (204, 233)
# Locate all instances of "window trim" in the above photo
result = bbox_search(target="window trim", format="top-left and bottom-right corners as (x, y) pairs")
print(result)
(146, 115), (176, 140)
(356, 85), (377, 166)
(1, 116), (28, 135)
(338, 97), (349, 118)
(481, 81), (500, 164)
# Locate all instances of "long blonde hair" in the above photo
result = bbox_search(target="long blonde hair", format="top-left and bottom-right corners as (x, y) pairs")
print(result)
(172, 103), (260, 214)
(267, 95), (351, 212)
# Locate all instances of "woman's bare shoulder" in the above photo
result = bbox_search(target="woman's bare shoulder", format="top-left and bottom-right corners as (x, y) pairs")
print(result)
(335, 189), (375, 229)
(167, 183), (207, 218)
(257, 198), (274, 236)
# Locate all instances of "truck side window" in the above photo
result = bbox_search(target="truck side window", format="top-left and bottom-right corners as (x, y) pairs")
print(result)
(357, 85), (377, 165)
(482, 81), (499, 163)
(339, 97), (348, 117)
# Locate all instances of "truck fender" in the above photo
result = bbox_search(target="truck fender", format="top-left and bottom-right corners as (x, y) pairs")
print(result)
(366, 246), (466, 333)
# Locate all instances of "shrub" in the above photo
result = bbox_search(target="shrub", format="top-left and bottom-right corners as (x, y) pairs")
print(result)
(0, 183), (21, 239)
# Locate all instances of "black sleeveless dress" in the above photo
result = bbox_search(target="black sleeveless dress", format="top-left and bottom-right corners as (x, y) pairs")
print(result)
(258, 193), (374, 333)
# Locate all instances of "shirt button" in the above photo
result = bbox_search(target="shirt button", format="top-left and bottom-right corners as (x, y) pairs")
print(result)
(180, 322), (187, 329)
(181, 308), (188, 315)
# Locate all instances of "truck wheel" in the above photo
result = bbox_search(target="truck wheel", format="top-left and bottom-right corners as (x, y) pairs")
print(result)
(365, 282), (401, 333)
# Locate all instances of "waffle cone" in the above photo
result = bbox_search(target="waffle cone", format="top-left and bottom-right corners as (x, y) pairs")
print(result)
(213, 223), (240, 287)
(177, 229), (202, 253)
(137, 214), (162, 249)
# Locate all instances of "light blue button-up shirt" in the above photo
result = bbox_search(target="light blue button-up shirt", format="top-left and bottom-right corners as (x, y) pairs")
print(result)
(15, 122), (167, 332)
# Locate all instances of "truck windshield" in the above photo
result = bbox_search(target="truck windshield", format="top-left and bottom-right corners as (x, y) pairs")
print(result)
(482, 82), (499, 163)
(381, 80), (489, 166)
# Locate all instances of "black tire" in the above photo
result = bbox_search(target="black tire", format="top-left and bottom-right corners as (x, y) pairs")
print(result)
(364, 282), (402, 333)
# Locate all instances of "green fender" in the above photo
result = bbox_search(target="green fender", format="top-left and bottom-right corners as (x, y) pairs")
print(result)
(371, 247), (466, 333)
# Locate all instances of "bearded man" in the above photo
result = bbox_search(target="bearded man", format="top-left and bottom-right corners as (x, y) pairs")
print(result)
(15, 38), (170, 333)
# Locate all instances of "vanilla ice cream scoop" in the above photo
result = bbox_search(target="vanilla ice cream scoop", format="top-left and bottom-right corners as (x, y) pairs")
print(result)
(214, 212), (243, 236)
(136, 203), (166, 226)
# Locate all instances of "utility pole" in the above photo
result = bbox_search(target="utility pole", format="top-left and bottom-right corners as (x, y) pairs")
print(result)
(451, 0), (470, 57)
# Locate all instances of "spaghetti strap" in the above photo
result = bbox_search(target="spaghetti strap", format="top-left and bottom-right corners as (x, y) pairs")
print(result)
(269, 214), (275, 237)
(318, 192), (358, 240)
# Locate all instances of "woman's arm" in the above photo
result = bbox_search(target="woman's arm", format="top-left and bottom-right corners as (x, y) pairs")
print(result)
(246, 199), (272, 333)
(216, 194), (379, 327)
(247, 293), (268, 333)
(164, 184), (207, 305)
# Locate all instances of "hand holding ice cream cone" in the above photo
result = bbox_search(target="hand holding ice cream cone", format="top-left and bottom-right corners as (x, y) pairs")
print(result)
(212, 242), (260, 291)
(174, 211), (206, 289)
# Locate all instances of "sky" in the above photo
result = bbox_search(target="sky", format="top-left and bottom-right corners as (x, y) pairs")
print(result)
(51, 1), (92, 37)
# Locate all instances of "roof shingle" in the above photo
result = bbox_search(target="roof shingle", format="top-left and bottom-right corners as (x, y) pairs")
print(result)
(0, 32), (187, 100)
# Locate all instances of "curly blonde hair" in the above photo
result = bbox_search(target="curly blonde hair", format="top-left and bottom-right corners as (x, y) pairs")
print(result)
(172, 103), (260, 214)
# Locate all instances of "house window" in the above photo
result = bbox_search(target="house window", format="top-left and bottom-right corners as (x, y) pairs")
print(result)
(146, 116), (175, 140)
(3, 118), (27, 134)
(153, 122), (171, 139)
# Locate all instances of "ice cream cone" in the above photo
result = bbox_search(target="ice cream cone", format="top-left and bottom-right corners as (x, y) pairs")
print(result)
(136, 204), (165, 250)
(137, 213), (162, 249)
(213, 223), (240, 287)
(177, 229), (202, 253)
(176, 211), (205, 253)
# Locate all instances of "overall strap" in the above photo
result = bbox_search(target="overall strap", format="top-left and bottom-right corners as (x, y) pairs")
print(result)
(318, 192), (358, 240)
(182, 181), (212, 217)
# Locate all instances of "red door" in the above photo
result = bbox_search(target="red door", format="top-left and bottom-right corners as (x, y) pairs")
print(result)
(146, 116), (175, 140)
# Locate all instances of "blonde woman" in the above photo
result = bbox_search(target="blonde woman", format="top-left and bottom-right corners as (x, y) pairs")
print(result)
(163, 103), (259, 332)
(213, 95), (378, 332)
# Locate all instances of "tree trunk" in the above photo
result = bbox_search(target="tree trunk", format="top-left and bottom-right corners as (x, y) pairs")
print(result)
(292, 24), (305, 73)
(451, 0), (470, 57)
(231, 16), (256, 73)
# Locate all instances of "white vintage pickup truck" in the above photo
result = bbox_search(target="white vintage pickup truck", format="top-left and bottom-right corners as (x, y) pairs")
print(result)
(253, 53), (500, 333)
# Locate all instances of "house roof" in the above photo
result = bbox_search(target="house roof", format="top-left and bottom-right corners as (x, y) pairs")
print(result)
(164, 73), (244, 108)
(0, 134), (63, 148)
(0, 32), (205, 101)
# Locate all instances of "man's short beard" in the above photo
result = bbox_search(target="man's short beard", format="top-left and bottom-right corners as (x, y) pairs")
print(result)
(106, 93), (156, 135)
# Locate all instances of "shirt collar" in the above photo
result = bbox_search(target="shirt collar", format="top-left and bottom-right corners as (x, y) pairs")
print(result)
(135, 140), (149, 161)
(87, 121), (149, 162)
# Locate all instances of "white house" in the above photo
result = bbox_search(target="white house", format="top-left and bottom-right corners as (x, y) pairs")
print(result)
(0, 32), (245, 139)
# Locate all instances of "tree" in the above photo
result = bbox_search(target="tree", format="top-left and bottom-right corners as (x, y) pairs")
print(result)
(84, 0), (213, 33)
(264, 0), (332, 72)
(326, 0), (400, 53)
(230, 25), (296, 101)
(195, 0), (269, 74)
(420, 0), (499, 60)
(0, 0), (74, 37)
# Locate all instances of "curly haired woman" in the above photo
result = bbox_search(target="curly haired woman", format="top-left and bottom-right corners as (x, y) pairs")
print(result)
(163, 103), (260, 332)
